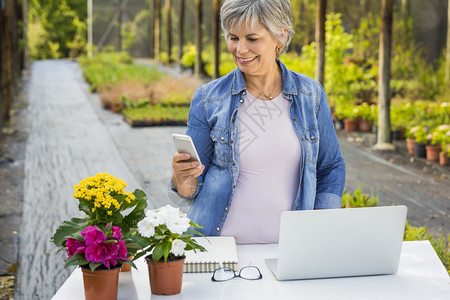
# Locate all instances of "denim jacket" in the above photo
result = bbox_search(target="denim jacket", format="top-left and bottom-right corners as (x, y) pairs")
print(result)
(173, 60), (345, 236)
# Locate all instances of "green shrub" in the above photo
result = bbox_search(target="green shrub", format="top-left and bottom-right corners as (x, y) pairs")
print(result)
(79, 52), (161, 91)
(341, 186), (379, 208)
(122, 104), (189, 123)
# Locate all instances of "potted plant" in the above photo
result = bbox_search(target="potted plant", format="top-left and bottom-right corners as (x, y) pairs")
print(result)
(440, 143), (450, 166)
(390, 103), (411, 140)
(64, 224), (128, 300)
(426, 125), (449, 162)
(51, 173), (148, 299)
(132, 205), (206, 295)
(335, 103), (359, 131)
(405, 126), (419, 155)
(413, 126), (429, 158)
(355, 103), (373, 132)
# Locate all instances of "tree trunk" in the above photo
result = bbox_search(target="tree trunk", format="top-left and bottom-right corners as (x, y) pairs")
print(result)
(118, 1), (123, 51)
(1, 0), (13, 124)
(446, 0), (450, 85)
(166, 0), (172, 63)
(194, 0), (203, 77)
(401, 0), (410, 21)
(212, 0), (220, 79)
(178, 0), (184, 65)
(11, 0), (19, 93)
(315, 0), (326, 86)
(0, 1), (3, 129)
(375, 0), (395, 151)
(154, 0), (161, 62)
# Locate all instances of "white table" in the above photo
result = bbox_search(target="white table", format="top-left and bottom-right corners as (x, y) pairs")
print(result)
(52, 241), (450, 300)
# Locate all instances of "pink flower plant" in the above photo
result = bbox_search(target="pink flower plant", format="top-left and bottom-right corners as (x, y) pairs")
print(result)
(65, 224), (128, 270)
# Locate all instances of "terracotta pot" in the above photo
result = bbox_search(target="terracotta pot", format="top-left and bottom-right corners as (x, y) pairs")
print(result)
(425, 145), (441, 162)
(121, 256), (134, 272)
(414, 142), (426, 158)
(406, 138), (415, 155)
(439, 153), (449, 166)
(146, 256), (185, 295)
(358, 118), (371, 132)
(344, 118), (358, 131)
(82, 265), (120, 300)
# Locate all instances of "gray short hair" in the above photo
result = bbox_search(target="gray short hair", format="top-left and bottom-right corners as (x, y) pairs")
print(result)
(220, 0), (295, 55)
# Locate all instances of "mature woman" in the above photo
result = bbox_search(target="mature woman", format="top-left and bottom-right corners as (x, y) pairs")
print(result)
(171, 0), (345, 244)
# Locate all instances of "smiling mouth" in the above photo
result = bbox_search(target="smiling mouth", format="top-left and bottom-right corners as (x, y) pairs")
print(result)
(238, 56), (257, 62)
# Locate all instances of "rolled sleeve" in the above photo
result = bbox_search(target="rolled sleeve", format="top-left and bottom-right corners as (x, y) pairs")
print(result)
(314, 192), (342, 209)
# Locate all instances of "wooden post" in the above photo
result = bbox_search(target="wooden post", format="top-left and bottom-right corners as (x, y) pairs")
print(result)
(11, 0), (19, 93)
(22, 0), (29, 69)
(1, 0), (13, 124)
(154, 0), (161, 62)
(0, 0), (3, 129)
(118, 1), (123, 51)
(178, 0), (185, 65)
(194, 0), (203, 77)
(149, 0), (155, 59)
(212, 0), (220, 79)
(375, 0), (395, 151)
(166, 0), (172, 63)
(446, 0), (450, 85)
(315, 0), (326, 86)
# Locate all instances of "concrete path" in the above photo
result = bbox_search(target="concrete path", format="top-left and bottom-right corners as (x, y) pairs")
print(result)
(12, 59), (450, 299)
(17, 60), (141, 299)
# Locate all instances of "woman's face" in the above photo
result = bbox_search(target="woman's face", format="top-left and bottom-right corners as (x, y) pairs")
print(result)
(227, 23), (281, 77)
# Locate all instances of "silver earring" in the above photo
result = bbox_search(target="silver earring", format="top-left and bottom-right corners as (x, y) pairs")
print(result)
(276, 47), (281, 55)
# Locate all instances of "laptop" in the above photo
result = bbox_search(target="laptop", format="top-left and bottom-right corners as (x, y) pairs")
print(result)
(265, 205), (407, 280)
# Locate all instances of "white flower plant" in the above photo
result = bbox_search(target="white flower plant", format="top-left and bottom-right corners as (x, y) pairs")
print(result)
(131, 205), (206, 263)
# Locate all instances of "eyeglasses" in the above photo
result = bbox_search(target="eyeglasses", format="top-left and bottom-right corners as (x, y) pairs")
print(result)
(211, 266), (263, 282)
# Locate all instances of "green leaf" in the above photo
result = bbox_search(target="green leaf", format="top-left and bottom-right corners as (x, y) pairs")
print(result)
(129, 235), (152, 248)
(152, 244), (164, 262)
(103, 239), (117, 244)
(64, 253), (88, 268)
(125, 242), (143, 251)
(122, 190), (148, 229)
(162, 241), (172, 262)
(124, 259), (137, 269)
(89, 263), (103, 272)
(51, 217), (90, 247)
(78, 202), (91, 216)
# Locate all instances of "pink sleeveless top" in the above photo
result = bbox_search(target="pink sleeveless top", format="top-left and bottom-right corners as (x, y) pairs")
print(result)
(220, 92), (301, 244)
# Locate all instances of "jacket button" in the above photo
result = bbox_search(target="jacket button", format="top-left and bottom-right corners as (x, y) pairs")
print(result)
(216, 227), (220, 231)
(212, 135), (215, 138)
(230, 140), (234, 144)
(239, 99), (244, 103)
(296, 207), (299, 210)
(225, 206), (229, 211)
(232, 163), (236, 166)
(221, 137), (225, 141)
(233, 185), (236, 189)
(311, 136), (315, 140)
(292, 118), (296, 121)
(301, 138), (304, 141)
(243, 91), (246, 95)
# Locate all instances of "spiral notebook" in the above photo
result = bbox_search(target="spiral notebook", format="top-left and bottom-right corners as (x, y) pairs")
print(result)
(183, 236), (238, 273)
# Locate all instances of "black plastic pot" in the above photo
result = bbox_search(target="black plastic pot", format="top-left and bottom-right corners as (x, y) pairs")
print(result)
(413, 142), (426, 158)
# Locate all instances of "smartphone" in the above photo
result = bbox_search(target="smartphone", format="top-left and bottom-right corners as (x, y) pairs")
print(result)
(172, 134), (202, 167)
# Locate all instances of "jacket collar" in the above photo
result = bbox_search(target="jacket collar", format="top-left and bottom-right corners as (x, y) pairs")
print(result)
(231, 59), (298, 96)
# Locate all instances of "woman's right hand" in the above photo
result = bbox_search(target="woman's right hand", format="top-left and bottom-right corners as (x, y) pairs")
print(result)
(172, 153), (205, 198)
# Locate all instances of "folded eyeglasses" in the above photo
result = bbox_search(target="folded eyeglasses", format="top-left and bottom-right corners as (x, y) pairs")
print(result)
(211, 266), (263, 282)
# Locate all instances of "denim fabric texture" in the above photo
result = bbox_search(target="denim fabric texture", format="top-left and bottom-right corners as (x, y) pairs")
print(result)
(171, 59), (346, 236)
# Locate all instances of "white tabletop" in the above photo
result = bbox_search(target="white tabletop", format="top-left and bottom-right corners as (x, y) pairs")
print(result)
(52, 241), (450, 300)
